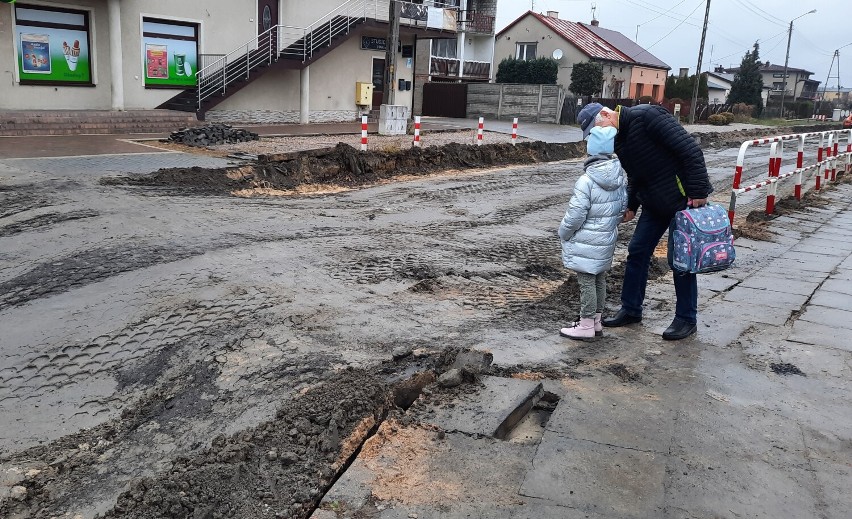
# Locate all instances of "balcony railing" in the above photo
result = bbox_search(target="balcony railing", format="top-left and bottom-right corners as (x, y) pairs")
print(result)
(463, 60), (490, 79)
(429, 57), (491, 79)
(430, 56), (460, 76)
(458, 11), (495, 34)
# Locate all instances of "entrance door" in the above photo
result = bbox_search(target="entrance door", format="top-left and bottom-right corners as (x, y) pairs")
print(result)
(372, 58), (385, 109)
(257, 0), (278, 35)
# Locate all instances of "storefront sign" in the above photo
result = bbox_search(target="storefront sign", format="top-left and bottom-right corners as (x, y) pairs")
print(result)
(361, 36), (387, 51)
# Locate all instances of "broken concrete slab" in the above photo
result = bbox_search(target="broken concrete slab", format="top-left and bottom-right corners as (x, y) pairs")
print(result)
(545, 375), (680, 454)
(418, 375), (543, 439)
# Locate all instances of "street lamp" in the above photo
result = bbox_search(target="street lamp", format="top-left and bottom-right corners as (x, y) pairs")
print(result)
(780, 9), (816, 119)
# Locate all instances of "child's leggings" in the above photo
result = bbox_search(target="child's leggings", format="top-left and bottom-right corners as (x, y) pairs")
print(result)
(576, 271), (607, 318)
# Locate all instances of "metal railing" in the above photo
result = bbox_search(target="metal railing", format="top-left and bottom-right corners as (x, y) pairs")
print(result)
(458, 11), (495, 34)
(196, 0), (461, 109)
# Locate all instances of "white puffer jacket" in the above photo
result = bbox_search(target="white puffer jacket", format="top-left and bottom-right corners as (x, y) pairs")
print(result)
(558, 155), (628, 274)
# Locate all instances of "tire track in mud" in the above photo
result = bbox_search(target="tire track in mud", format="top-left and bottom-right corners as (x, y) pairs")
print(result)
(0, 210), (100, 237)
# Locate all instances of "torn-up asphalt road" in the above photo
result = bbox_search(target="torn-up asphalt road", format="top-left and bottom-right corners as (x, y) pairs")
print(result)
(1, 138), (851, 519)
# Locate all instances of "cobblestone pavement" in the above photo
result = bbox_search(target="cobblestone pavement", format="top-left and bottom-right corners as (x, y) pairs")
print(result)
(0, 141), (849, 518)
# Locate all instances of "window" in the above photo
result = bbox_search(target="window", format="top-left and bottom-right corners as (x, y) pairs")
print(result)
(14, 4), (92, 85)
(772, 82), (784, 91)
(652, 84), (660, 99)
(635, 83), (644, 97)
(143, 18), (199, 88)
(516, 42), (537, 61)
(432, 38), (457, 58)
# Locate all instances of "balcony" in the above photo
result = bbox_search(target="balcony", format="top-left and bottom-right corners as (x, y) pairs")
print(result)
(395, 1), (459, 33)
(458, 11), (495, 34)
(429, 57), (491, 79)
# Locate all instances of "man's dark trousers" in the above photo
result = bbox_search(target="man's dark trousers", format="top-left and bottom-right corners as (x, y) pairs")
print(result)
(620, 209), (698, 323)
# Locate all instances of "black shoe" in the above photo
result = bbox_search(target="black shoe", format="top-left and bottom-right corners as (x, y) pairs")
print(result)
(602, 308), (642, 327)
(662, 318), (697, 340)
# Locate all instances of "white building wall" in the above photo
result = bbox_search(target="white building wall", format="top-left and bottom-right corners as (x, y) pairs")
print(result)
(0, 0), (112, 110)
(119, 0), (256, 109)
(208, 28), (416, 124)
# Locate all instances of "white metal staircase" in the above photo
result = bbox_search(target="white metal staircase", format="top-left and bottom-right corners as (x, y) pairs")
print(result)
(195, 0), (393, 111)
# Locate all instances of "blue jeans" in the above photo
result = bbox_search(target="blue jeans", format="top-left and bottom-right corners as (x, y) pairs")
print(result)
(620, 209), (698, 323)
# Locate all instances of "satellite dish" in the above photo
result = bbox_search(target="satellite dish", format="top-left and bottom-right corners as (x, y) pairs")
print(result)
(552, 49), (564, 60)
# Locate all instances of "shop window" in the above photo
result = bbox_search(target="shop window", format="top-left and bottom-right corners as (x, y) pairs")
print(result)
(516, 42), (537, 61)
(14, 4), (92, 85)
(143, 18), (199, 89)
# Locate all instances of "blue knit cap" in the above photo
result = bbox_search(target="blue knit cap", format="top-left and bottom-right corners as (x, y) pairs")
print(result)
(586, 126), (616, 155)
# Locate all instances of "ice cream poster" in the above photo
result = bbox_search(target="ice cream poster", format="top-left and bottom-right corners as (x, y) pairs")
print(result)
(146, 44), (169, 79)
(17, 27), (91, 83)
(21, 33), (50, 73)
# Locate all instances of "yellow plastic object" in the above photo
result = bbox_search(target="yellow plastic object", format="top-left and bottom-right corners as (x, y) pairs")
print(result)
(355, 82), (373, 105)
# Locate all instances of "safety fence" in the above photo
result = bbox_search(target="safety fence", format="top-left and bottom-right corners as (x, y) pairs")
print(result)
(728, 129), (852, 223)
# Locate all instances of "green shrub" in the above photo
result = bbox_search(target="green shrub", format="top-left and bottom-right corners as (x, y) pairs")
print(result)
(707, 114), (728, 125)
(720, 112), (735, 124)
(496, 57), (558, 85)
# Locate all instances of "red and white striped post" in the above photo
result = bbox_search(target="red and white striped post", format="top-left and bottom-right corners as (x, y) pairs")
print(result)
(511, 117), (518, 145)
(413, 116), (421, 147)
(795, 135), (805, 200)
(476, 116), (484, 146)
(832, 132), (840, 181)
(825, 133), (834, 183)
(816, 133), (825, 191)
(360, 116), (368, 152)
(765, 141), (781, 214)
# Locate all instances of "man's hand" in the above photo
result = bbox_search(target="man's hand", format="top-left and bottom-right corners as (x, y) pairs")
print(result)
(690, 198), (708, 208)
(622, 210), (636, 223)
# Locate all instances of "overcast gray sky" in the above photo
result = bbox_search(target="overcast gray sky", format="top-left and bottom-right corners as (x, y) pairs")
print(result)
(496, 0), (852, 90)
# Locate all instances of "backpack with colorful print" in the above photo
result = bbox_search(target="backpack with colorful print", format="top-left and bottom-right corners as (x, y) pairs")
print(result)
(671, 203), (735, 274)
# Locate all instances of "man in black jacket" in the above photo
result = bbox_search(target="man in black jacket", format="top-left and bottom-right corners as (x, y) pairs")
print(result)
(577, 102), (713, 340)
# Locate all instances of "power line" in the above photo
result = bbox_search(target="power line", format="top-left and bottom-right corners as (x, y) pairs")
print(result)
(739, 0), (787, 25)
(646, 0), (706, 50)
(730, 0), (786, 27)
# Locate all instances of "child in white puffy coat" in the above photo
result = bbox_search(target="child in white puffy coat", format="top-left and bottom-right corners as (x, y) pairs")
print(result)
(558, 126), (627, 341)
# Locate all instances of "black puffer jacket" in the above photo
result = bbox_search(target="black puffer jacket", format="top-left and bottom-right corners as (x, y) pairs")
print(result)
(614, 104), (713, 217)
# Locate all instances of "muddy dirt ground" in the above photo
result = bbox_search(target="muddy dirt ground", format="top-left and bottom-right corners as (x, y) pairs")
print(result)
(0, 132), (847, 519)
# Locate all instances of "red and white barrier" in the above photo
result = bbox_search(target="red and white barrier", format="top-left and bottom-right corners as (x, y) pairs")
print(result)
(511, 118), (518, 146)
(728, 129), (852, 223)
(413, 116), (421, 147)
(476, 117), (484, 146)
(361, 116), (368, 152)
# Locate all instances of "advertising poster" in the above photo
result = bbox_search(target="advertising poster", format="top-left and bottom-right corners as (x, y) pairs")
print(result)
(17, 27), (91, 83)
(143, 37), (196, 87)
(146, 44), (169, 79)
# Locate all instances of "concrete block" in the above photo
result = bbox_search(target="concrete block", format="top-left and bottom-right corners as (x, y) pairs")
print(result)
(421, 376), (542, 439)
(788, 321), (851, 350)
(797, 306), (852, 330)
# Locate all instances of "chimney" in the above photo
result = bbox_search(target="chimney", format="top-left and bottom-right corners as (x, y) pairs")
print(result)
(547, 11), (559, 18)
(591, 18), (600, 26)
(714, 65), (724, 73)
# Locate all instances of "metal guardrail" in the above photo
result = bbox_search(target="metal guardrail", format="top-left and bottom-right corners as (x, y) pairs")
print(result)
(728, 129), (852, 222)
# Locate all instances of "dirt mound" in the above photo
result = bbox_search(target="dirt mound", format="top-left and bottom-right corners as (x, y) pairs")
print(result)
(99, 369), (389, 519)
(101, 141), (586, 196)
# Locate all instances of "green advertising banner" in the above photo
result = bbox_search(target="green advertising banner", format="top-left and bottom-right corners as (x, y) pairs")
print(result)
(17, 26), (91, 84)
(143, 37), (197, 88)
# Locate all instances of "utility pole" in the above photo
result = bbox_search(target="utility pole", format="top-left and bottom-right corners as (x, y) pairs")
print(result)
(382, 0), (401, 105)
(815, 51), (837, 117)
(781, 10), (816, 119)
(689, 0), (710, 125)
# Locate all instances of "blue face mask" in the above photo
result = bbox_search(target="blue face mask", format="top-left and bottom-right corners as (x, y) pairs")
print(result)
(586, 126), (617, 156)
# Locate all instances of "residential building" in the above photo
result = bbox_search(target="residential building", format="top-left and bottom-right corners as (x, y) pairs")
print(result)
(1, 1), (467, 123)
(722, 63), (820, 103)
(412, 0), (497, 115)
(819, 86), (852, 108)
(579, 20), (669, 101)
(705, 70), (734, 104)
(493, 11), (668, 102)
